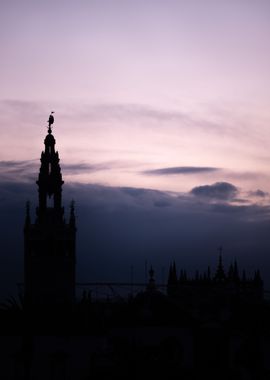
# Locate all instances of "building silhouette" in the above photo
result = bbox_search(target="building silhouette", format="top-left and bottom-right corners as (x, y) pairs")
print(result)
(0, 117), (270, 379)
(167, 253), (264, 302)
(24, 123), (76, 310)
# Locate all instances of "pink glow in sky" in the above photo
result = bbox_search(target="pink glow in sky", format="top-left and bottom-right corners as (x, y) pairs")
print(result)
(1, 0), (270, 202)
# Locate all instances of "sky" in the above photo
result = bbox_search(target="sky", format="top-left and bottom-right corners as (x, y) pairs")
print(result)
(0, 0), (270, 299)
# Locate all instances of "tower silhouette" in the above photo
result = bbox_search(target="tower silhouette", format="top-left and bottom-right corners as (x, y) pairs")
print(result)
(24, 119), (76, 310)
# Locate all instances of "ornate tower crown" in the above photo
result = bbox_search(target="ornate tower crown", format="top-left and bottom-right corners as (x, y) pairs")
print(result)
(36, 115), (64, 220)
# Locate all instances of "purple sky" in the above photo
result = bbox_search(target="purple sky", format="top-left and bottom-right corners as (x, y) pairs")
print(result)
(1, 0), (270, 199)
(1, 1), (270, 296)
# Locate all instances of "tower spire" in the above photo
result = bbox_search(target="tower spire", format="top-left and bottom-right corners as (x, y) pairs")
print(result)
(36, 113), (64, 220)
(214, 246), (226, 281)
(24, 115), (76, 310)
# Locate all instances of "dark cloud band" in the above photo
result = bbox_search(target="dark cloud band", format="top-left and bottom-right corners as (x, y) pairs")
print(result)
(1, 180), (270, 301)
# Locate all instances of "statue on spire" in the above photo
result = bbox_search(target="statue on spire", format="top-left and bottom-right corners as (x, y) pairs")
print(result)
(47, 112), (55, 132)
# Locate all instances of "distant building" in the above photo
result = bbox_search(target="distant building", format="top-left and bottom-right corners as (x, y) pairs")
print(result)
(167, 253), (264, 305)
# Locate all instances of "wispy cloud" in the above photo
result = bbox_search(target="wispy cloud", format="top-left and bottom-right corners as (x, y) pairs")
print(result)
(142, 166), (219, 176)
(0, 160), (34, 169)
(248, 189), (269, 198)
(61, 103), (267, 144)
(0, 100), (191, 127)
(0, 160), (109, 182)
(0, 160), (37, 182)
(63, 103), (191, 125)
(0, 99), (47, 125)
(1, 99), (270, 197)
(62, 162), (112, 175)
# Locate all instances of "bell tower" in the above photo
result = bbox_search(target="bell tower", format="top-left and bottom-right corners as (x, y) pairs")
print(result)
(24, 114), (76, 310)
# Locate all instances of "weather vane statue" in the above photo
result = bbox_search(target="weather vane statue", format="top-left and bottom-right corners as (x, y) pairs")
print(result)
(47, 111), (55, 133)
